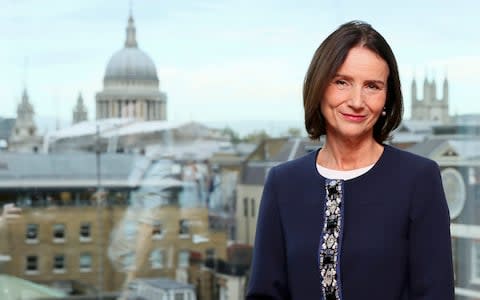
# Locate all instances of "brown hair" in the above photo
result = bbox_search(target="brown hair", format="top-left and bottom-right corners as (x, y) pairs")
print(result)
(303, 20), (403, 143)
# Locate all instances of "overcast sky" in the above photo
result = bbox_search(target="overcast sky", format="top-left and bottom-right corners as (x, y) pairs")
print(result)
(1, 0), (479, 133)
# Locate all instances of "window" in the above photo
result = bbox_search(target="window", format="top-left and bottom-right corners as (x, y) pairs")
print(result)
(243, 197), (248, 217)
(53, 223), (65, 242)
(25, 255), (38, 274)
(174, 292), (185, 300)
(80, 222), (91, 242)
(251, 198), (255, 217)
(80, 253), (92, 272)
(25, 224), (39, 243)
(206, 248), (216, 261)
(152, 221), (163, 239)
(53, 254), (66, 273)
(471, 241), (480, 283)
(179, 219), (190, 237)
(178, 250), (190, 268)
(220, 285), (228, 300)
(150, 249), (164, 269)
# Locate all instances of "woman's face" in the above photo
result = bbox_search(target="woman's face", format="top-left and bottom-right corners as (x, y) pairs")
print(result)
(321, 46), (389, 143)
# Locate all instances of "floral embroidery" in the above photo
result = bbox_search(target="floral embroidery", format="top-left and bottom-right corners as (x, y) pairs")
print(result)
(319, 179), (343, 300)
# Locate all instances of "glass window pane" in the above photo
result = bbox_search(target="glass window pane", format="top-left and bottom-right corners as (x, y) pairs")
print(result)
(80, 253), (92, 269)
(178, 250), (190, 267)
(26, 224), (38, 240)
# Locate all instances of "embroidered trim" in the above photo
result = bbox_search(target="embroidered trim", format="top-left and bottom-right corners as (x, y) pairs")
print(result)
(319, 179), (343, 300)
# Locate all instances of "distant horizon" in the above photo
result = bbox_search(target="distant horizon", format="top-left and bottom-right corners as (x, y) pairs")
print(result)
(1, 111), (473, 140)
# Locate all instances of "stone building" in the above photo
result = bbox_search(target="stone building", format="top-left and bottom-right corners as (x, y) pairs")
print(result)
(410, 74), (449, 123)
(95, 13), (167, 121)
(407, 124), (480, 300)
(73, 93), (88, 124)
(0, 153), (227, 295)
(236, 137), (321, 245)
(8, 88), (42, 153)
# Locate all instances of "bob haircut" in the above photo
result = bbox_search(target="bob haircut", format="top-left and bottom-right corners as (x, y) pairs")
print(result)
(303, 20), (403, 143)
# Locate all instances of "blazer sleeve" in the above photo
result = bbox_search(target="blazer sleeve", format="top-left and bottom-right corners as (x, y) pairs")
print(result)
(408, 161), (455, 300)
(246, 167), (290, 299)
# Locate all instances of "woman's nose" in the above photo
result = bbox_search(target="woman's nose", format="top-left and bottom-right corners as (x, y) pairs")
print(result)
(348, 86), (364, 109)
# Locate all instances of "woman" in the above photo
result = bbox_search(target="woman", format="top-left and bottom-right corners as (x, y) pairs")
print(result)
(246, 21), (454, 300)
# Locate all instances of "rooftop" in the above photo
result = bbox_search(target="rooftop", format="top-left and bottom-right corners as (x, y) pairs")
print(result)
(0, 274), (66, 299)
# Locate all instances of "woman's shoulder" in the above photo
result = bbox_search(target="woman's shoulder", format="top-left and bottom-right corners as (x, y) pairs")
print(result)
(383, 144), (439, 173)
(269, 149), (318, 180)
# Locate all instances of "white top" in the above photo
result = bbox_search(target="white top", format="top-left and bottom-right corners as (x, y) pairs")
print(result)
(316, 163), (374, 180)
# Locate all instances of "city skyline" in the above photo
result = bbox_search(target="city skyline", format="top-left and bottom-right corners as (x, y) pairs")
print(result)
(1, 0), (479, 133)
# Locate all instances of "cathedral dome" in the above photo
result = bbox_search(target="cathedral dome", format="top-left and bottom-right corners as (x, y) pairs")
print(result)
(104, 48), (158, 82)
(103, 15), (159, 84)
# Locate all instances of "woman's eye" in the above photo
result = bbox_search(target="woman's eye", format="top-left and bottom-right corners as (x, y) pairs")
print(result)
(366, 83), (380, 90)
(335, 80), (348, 87)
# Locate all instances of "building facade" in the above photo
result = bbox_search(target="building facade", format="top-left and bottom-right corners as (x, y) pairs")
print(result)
(411, 74), (450, 123)
(8, 88), (42, 153)
(236, 137), (321, 245)
(95, 13), (167, 121)
(0, 153), (228, 296)
(73, 93), (88, 124)
(407, 127), (480, 300)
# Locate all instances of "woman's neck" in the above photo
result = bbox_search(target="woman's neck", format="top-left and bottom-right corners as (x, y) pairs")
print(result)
(317, 136), (383, 171)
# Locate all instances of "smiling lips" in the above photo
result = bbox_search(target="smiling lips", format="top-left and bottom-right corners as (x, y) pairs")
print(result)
(340, 112), (367, 122)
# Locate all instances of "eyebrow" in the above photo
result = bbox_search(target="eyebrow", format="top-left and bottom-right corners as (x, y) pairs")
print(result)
(333, 74), (386, 86)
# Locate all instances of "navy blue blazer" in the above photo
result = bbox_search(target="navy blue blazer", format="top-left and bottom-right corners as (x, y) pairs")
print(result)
(246, 145), (454, 300)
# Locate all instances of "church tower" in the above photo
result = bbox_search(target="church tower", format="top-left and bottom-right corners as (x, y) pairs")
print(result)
(11, 88), (37, 139)
(410, 71), (450, 123)
(9, 88), (42, 152)
(73, 92), (88, 124)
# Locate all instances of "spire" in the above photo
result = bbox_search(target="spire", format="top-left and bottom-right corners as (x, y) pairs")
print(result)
(73, 91), (88, 124)
(22, 88), (29, 104)
(16, 87), (35, 127)
(125, 10), (138, 48)
(443, 67), (449, 86)
(443, 68), (449, 103)
(431, 69), (437, 100)
(78, 92), (84, 105)
(411, 70), (417, 102)
(423, 68), (430, 102)
(21, 58), (30, 106)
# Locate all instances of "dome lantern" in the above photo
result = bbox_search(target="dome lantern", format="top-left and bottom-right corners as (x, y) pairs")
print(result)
(125, 14), (138, 48)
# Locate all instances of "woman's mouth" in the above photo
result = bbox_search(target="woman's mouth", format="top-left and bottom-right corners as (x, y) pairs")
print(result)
(341, 113), (367, 122)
